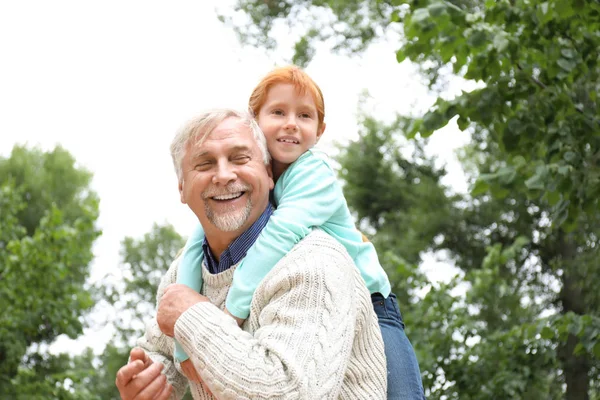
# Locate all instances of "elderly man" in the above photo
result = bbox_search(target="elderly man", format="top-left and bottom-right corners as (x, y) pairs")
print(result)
(115, 109), (387, 399)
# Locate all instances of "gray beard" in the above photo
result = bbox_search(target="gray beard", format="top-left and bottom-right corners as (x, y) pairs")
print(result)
(205, 199), (253, 232)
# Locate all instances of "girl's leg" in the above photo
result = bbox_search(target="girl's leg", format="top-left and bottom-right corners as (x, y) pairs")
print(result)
(372, 292), (426, 400)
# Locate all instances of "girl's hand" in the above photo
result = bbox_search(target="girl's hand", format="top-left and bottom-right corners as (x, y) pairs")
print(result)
(224, 307), (245, 327)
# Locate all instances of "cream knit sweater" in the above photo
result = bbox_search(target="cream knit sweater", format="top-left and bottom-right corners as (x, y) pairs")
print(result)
(137, 229), (387, 399)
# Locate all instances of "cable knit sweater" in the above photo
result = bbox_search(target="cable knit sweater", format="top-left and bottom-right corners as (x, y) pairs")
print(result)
(137, 229), (387, 399)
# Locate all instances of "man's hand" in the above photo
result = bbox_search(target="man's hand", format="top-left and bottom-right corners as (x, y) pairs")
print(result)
(181, 359), (213, 396)
(115, 348), (173, 400)
(157, 284), (208, 337)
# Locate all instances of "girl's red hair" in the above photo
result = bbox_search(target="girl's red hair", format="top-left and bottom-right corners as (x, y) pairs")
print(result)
(248, 66), (325, 129)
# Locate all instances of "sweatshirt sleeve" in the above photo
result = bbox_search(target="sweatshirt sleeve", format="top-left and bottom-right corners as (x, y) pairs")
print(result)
(175, 223), (206, 362)
(225, 151), (346, 319)
(177, 223), (206, 293)
(135, 258), (190, 399)
(174, 242), (359, 399)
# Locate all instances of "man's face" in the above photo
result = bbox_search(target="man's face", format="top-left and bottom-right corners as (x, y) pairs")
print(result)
(179, 117), (274, 242)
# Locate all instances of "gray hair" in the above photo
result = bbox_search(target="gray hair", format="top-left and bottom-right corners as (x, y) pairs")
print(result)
(170, 108), (270, 182)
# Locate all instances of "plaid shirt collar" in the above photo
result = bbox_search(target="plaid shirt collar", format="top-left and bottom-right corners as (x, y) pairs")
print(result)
(202, 203), (273, 274)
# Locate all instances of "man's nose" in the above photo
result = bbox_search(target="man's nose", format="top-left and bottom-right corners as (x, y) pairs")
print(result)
(212, 161), (237, 185)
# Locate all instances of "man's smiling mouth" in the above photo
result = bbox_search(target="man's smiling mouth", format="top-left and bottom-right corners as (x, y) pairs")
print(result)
(211, 192), (244, 201)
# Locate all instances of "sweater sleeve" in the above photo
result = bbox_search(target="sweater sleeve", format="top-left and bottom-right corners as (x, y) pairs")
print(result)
(135, 258), (190, 400)
(225, 151), (346, 319)
(175, 241), (359, 399)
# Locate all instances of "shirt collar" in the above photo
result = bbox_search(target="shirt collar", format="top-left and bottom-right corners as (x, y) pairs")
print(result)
(202, 203), (274, 274)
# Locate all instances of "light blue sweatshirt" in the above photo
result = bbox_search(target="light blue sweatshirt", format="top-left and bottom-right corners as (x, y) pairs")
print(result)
(174, 149), (391, 361)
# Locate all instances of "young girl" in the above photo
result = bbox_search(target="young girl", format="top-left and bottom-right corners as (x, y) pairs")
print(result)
(177, 66), (424, 399)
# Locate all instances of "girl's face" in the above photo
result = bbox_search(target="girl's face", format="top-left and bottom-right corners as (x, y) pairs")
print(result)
(256, 83), (325, 166)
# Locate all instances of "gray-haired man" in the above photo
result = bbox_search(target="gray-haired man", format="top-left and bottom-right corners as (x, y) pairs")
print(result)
(115, 109), (387, 399)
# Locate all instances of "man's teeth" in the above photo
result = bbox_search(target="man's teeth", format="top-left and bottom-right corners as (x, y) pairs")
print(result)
(213, 192), (243, 200)
(278, 139), (299, 144)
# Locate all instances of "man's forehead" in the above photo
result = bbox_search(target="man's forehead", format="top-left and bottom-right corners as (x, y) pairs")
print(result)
(205, 118), (252, 141)
(189, 120), (255, 155)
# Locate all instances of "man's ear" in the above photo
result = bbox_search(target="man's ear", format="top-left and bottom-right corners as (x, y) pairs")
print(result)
(178, 180), (186, 204)
(316, 121), (326, 142)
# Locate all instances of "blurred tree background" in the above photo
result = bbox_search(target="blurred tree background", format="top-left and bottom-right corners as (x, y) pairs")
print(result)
(223, 0), (600, 400)
(1, 0), (599, 399)
(221, 0), (600, 399)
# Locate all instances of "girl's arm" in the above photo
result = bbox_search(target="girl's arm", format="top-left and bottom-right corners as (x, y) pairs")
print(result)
(177, 224), (206, 293)
(226, 151), (346, 319)
(174, 223), (206, 362)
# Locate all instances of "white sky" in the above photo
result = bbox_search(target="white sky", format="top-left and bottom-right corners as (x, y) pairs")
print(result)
(1, 1), (471, 354)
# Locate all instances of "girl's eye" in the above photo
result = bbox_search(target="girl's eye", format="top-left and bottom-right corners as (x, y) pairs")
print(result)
(272, 110), (284, 116)
(300, 113), (311, 119)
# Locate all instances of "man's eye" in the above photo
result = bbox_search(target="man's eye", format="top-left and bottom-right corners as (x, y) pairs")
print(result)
(195, 162), (211, 170)
(233, 156), (250, 164)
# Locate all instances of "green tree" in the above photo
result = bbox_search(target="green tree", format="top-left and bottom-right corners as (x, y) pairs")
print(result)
(82, 223), (188, 399)
(0, 146), (101, 398)
(224, 1), (600, 398)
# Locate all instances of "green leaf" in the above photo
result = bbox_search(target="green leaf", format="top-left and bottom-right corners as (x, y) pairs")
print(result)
(557, 58), (576, 72)
(555, 0), (575, 18)
(594, 342), (600, 359)
(493, 32), (509, 53)
(525, 174), (545, 190)
(411, 8), (430, 25)
(428, 2), (447, 17)
(563, 151), (577, 162)
(467, 29), (488, 48)
(491, 186), (510, 199)
(558, 165), (571, 175)
(560, 48), (576, 59)
(471, 179), (490, 196)
(546, 191), (561, 206)
(496, 166), (517, 185)
(421, 110), (448, 136)
(541, 326), (554, 340)
(457, 115), (470, 130)
(396, 49), (406, 63)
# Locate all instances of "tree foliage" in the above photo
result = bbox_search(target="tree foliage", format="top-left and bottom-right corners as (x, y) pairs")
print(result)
(0, 146), (101, 398)
(83, 223), (187, 399)
(101, 223), (186, 345)
(226, 1), (600, 399)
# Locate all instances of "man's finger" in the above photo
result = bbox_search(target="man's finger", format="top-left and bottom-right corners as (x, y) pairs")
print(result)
(115, 359), (145, 388)
(130, 348), (152, 368)
(163, 284), (174, 294)
(134, 369), (168, 400)
(126, 361), (165, 395)
(130, 348), (149, 363)
(153, 381), (173, 400)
